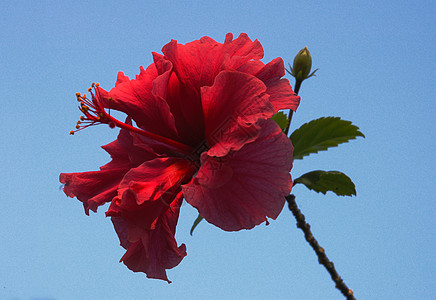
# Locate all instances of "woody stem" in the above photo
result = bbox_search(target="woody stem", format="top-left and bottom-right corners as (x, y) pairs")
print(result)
(286, 78), (355, 299)
(286, 195), (355, 299)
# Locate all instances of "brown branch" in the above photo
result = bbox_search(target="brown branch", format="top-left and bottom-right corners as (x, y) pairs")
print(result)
(286, 194), (356, 300)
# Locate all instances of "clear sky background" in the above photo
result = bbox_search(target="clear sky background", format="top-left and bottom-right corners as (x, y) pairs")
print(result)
(1, 1), (435, 299)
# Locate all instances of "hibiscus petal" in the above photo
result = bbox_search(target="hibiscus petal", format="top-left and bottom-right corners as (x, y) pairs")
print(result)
(161, 37), (222, 140)
(98, 62), (178, 139)
(235, 60), (265, 76)
(60, 129), (134, 214)
(254, 57), (300, 112)
(112, 193), (187, 283)
(161, 33), (265, 143)
(221, 33), (264, 70)
(265, 78), (300, 112)
(163, 33), (264, 91)
(102, 120), (157, 168)
(60, 170), (124, 215)
(225, 33), (264, 58)
(201, 70), (275, 157)
(182, 119), (293, 231)
(116, 157), (196, 206)
(162, 36), (225, 94)
(60, 126), (158, 214)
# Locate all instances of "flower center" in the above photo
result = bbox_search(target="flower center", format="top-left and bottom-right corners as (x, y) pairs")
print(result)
(71, 83), (194, 155)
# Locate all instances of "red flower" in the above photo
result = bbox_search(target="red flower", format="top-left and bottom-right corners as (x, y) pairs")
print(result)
(60, 33), (300, 282)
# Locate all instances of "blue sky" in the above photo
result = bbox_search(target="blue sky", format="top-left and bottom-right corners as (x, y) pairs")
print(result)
(1, 0), (435, 299)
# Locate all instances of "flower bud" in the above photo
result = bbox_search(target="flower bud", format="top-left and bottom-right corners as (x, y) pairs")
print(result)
(287, 46), (318, 82)
(293, 47), (312, 79)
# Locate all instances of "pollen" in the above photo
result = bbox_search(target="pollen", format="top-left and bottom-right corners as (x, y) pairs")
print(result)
(70, 84), (114, 135)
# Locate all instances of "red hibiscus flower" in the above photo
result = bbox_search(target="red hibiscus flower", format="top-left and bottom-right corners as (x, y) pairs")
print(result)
(60, 33), (300, 283)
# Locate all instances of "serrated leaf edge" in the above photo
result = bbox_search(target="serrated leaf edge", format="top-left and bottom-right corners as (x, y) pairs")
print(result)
(291, 117), (365, 160)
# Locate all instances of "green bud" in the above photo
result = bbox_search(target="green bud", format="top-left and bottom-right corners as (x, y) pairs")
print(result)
(293, 46), (312, 79)
(287, 46), (318, 82)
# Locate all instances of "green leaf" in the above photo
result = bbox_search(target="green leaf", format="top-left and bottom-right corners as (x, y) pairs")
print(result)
(190, 214), (204, 236)
(271, 112), (290, 133)
(294, 170), (356, 196)
(290, 117), (364, 160)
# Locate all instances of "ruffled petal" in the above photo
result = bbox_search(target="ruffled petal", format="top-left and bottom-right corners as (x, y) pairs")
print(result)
(111, 193), (187, 283)
(182, 119), (293, 231)
(116, 157), (196, 206)
(234, 60), (265, 76)
(254, 57), (300, 112)
(221, 33), (264, 70)
(60, 127), (157, 214)
(161, 33), (264, 144)
(162, 36), (223, 93)
(201, 70), (274, 157)
(60, 169), (124, 215)
(104, 120), (158, 168)
(97, 61), (178, 139)
(265, 78), (300, 112)
(162, 33), (264, 94)
(106, 157), (193, 282)
(60, 129), (133, 214)
(106, 156), (195, 230)
(161, 37), (221, 140)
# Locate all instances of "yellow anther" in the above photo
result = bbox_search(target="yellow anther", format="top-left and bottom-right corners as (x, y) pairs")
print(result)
(88, 87), (92, 92)
(95, 83), (100, 87)
(108, 97), (113, 101)
(80, 116), (85, 121)
(69, 130), (75, 135)
(75, 92), (81, 97)
(76, 124), (80, 129)
(83, 93), (86, 98)
(92, 82), (95, 87)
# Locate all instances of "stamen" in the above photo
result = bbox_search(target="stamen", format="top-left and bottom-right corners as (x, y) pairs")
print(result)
(70, 84), (194, 154)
